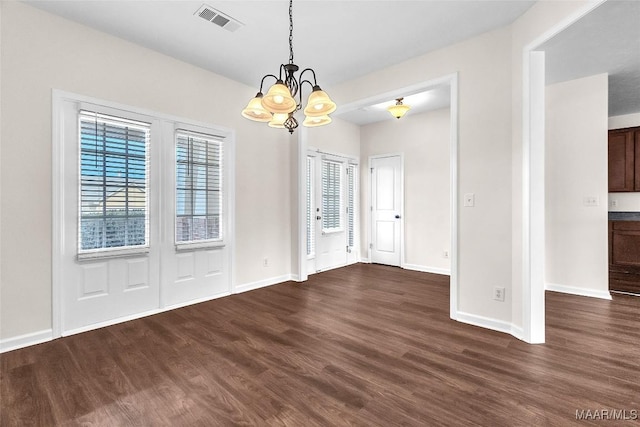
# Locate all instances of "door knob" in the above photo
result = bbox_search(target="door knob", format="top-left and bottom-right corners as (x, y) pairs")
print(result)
(395, 215), (401, 219)
(316, 216), (322, 220)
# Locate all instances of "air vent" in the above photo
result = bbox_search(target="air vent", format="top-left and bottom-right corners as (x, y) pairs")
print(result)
(195, 4), (243, 32)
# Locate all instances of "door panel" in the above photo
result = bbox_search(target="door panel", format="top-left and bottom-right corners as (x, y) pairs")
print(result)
(375, 221), (396, 252)
(371, 155), (402, 266)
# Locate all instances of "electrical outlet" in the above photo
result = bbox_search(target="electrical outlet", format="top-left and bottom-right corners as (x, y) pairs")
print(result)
(443, 250), (449, 259)
(610, 199), (618, 208)
(583, 196), (599, 207)
(263, 257), (269, 267)
(464, 193), (475, 207)
(493, 287), (505, 302)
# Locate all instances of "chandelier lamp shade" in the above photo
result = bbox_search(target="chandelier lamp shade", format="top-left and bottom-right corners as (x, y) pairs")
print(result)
(388, 97), (411, 119)
(241, 0), (336, 134)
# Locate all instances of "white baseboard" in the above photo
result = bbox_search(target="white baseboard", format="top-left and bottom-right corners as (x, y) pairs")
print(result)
(546, 282), (612, 300)
(359, 257), (370, 263)
(456, 311), (523, 340)
(234, 274), (296, 294)
(1, 329), (53, 353)
(403, 263), (451, 276)
(162, 291), (232, 311)
(510, 325), (524, 341)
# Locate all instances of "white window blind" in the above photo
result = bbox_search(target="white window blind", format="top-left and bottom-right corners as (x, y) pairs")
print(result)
(306, 156), (315, 256)
(78, 111), (150, 253)
(176, 131), (222, 243)
(322, 160), (342, 232)
(347, 164), (356, 248)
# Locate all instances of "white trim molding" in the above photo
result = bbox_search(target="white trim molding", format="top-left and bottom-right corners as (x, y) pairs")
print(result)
(546, 283), (612, 300)
(456, 312), (523, 340)
(403, 263), (451, 276)
(1, 329), (53, 354)
(233, 274), (297, 295)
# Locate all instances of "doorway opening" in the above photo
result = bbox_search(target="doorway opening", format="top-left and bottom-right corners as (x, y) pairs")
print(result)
(296, 73), (459, 321)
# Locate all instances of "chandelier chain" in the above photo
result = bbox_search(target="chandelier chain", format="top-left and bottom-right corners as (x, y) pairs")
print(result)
(288, 0), (294, 64)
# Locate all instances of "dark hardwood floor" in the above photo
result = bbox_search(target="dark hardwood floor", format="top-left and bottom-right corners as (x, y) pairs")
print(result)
(2, 264), (639, 426)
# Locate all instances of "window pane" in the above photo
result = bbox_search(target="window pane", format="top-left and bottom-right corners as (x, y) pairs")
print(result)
(322, 160), (342, 231)
(78, 111), (150, 252)
(348, 164), (356, 248)
(306, 157), (314, 256)
(175, 132), (223, 243)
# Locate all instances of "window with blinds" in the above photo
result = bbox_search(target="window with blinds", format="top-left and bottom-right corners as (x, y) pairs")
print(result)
(306, 156), (315, 257)
(322, 159), (342, 232)
(176, 131), (222, 243)
(347, 164), (356, 248)
(78, 111), (150, 253)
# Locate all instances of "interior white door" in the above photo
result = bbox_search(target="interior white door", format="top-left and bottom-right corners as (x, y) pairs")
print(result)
(315, 157), (347, 272)
(60, 102), (160, 334)
(370, 155), (402, 266)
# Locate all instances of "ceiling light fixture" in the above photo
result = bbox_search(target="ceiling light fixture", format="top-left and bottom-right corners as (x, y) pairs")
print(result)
(241, 0), (336, 134)
(387, 98), (411, 119)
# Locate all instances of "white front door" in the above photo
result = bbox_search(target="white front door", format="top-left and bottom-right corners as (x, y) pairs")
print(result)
(316, 157), (347, 272)
(60, 103), (161, 334)
(370, 155), (403, 266)
(306, 152), (359, 274)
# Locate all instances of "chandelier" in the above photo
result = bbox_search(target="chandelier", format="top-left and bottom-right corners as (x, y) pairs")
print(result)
(241, 0), (336, 134)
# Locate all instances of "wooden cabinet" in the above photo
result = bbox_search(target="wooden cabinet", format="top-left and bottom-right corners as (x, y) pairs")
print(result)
(608, 127), (640, 192)
(609, 220), (640, 294)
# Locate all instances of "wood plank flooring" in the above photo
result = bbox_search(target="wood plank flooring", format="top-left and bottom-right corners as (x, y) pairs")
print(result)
(2, 264), (639, 426)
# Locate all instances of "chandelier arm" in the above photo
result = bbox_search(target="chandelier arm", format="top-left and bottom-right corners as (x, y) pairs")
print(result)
(279, 64), (287, 81)
(299, 68), (318, 86)
(259, 74), (280, 92)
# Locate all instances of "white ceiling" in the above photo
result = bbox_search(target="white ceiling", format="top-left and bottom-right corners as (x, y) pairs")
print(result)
(26, 0), (535, 125)
(540, 0), (640, 117)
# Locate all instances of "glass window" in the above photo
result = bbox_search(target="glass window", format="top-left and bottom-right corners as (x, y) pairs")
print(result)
(78, 111), (150, 253)
(322, 159), (342, 232)
(176, 131), (222, 243)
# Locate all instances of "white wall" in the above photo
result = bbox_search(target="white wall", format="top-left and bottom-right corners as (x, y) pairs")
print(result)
(545, 74), (609, 298)
(306, 117), (361, 159)
(0, 2), (293, 340)
(608, 113), (640, 212)
(609, 113), (640, 130)
(360, 109), (450, 274)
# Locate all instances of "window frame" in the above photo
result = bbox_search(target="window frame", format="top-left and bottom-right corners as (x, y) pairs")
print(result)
(76, 109), (152, 260)
(174, 128), (227, 251)
(321, 158), (344, 235)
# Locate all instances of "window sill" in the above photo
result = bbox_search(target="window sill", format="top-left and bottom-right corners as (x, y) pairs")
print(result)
(77, 247), (150, 261)
(175, 241), (226, 251)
